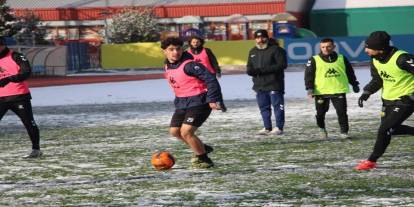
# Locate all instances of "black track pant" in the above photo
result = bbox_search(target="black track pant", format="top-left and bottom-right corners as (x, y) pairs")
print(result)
(393, 124), (414, 135)
(368, 103), (414, 162)
(0, 100), (40, 150)
(314, 94), (349, 133)
(380, 105), (414, 136)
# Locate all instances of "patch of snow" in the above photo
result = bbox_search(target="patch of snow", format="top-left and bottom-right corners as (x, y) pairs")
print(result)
(29, 68), (373, 107)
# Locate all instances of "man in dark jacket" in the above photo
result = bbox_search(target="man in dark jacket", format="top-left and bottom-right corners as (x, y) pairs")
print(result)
(0, 36), (42, 158)
(246, 29), (287, 135)
(161, 37), (226, 168)
(304, 38), (359, 139)
(355, 31), (414, 171)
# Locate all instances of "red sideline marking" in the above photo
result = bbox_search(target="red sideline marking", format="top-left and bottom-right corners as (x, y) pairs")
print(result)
(28, 74), (164, 88)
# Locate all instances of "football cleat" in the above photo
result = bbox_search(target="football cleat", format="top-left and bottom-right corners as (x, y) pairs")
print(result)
(257, 128), (271, 135)
(270, 128), (283, 135)
(319, 128), (328, 139)
(191, 156), (214, 169)
(339, 132), (350, 139)
(25, 149), (43, 158)
(355, 160), (377, 171)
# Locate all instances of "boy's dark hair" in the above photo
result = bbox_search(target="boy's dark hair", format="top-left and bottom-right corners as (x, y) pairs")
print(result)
(320, 38), (334, 44)
(161, 37), (183, 49)
(188, 35), (204, 46)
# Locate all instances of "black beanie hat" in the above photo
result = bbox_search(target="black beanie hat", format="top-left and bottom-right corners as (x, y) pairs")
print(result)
(365, 31), (391, 50)
(254, 29), (269, 38)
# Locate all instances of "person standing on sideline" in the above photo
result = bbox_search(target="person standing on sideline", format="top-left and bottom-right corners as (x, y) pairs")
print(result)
(355, 31), (414, 171)
(0, 36), (42, 158)
(304, 38), (360, 139)
(187, 35), (222, 78)
(161, 37), (226, 169)
(246, 29), (287, 135)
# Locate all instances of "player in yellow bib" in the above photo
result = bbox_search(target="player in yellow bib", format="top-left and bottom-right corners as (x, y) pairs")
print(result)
(305, 38), (360, 139)
(355, 31), (414, 171)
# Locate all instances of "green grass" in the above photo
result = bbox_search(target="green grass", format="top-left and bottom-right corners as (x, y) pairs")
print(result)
(0, 100), (413, 206)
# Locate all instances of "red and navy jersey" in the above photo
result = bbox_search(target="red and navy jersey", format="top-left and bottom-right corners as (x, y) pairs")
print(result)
(188, 47), (221, 74)
(164, 59), (208, 97)
(164, 52), (223, 109)
(187, 47), (216, 74)
(0, 47), (32, 102)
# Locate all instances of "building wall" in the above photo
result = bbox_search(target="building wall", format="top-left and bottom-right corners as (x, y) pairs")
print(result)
(285, 0), (315, 28)
(312, 0), (414, 10)
(310, 6), (414, 36)
(13, 2), (284, 21)
(310, 0), (414, 37)
(12, 1), (285, 42)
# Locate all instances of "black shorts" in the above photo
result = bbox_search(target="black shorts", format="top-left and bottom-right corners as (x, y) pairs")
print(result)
(170, 104), (212, 127)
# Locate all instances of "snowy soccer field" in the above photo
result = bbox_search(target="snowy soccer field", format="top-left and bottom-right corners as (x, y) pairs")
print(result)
(1, 69), (413, 206)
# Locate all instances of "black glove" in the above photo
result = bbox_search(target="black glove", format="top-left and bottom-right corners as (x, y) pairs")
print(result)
(246, 69), (258, 76)
(352, 85), (360, 93)
(216, 102), (227, 112)
(358, 93), (370, 108)
(216, 71), (222, 79)
(0, 77), (11, 87)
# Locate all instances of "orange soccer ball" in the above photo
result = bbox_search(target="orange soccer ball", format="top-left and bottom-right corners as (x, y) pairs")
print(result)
(151, 151), (175, 170)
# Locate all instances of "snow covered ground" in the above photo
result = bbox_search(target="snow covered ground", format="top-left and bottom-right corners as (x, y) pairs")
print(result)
(1, 67), (413, 206)
(30, 68), (373, 107)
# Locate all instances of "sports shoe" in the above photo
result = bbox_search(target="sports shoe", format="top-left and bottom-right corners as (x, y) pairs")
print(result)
(339, 132), (350, 139)
(204, 144), (214, 154)
(257, 128), (271, 135)
(354, 160), (377, 171)
(270, 128), (283, 135)
(319, 128), (328, 139)
(25, 149), (43, 158)
(191, 156), (214, 169)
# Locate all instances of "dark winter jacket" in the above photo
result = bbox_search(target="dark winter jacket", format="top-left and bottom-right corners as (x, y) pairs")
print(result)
(165, 52), (223, 109)
(246, 44), (287, 92)
(0, 47), (32, 103)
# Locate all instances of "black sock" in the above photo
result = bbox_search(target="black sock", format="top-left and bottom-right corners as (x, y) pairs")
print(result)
(197, 153), (208, 160)
(204, 144), (213, 153)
